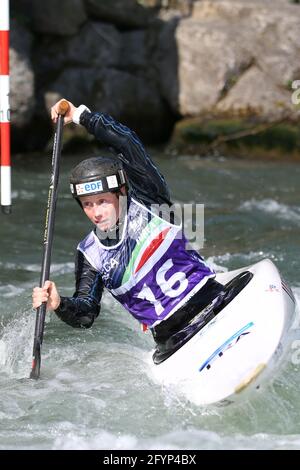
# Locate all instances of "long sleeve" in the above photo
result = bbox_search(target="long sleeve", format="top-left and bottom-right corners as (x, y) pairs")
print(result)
(55, 250), (103, 328)
(80, 110), (172, 207)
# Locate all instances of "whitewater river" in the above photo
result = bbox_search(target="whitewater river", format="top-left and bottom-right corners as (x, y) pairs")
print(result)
(0, 152), (299, 450)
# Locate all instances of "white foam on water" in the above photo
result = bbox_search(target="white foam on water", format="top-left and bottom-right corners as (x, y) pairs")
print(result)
(50, 262), (74, 275)
(291, 286), (300, 331)
(1, 418), (299, 450)
(11, 189), (36, 201)
(0, 261), (74, 274)
(293, 286), (300, 305)
(239, 198), (300, 224)
(53, 428), (138, 450)
(0, 309), (35, 377)
(206, 250), (284, 271)
(0, 284), (25, 298)
(51, 427), (300, 450)
(206, 256), (229, 273)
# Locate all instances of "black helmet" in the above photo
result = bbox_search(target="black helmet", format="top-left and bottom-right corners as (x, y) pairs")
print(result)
(70, 156), (127, 198)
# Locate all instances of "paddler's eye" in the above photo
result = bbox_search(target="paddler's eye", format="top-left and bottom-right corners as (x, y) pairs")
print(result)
(97, 199), (108, 205)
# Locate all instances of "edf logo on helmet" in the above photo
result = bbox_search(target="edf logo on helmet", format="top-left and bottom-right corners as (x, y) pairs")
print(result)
(76, 180), (103, 195)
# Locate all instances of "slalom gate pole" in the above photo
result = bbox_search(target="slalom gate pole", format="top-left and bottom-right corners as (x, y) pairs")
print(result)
(0, 0), (11, 215)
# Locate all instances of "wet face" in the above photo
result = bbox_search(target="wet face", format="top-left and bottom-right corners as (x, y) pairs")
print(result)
(80, 192), (120, 231)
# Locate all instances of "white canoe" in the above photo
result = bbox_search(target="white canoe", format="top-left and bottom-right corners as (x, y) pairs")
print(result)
(151, 259), (296, 406)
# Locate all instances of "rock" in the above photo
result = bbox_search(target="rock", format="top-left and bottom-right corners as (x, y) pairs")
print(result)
(217, 66), (298, 121)
(119, 30), (148, 72)
(30, 0), (87, 36)
(159, 0), (300, 122)
(254, 9), (300, 86)
(45, 66), (174, 143)
(34, 21), (121, 85)
(84, 0), (154, 28)
(9, 0), (300, 154)
(155, 17), (180, 115)
(92, 68), (174, 143)
(175, 17), (253, 115)
(45, 68), (97, 109)
(10, 19), (35, 127)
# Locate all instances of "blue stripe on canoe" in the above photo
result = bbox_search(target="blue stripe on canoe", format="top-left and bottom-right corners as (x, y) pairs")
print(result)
(199, 321), (254, 372)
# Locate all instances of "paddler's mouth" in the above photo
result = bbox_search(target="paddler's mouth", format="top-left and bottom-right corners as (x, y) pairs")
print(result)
(95, 219), (110, 228)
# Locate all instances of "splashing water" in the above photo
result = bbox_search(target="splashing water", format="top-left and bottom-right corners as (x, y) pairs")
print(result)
(0, 307), (35, 378)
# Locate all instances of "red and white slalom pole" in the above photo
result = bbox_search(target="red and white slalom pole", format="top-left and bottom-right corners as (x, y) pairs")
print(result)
(0, 0), (11, 214)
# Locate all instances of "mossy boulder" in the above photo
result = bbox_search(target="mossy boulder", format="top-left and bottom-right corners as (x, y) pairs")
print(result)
(171, 118), (300, 160)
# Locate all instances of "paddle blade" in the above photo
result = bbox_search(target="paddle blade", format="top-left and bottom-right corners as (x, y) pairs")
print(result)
(30, 304), (46, 380)
(30, 342), (41, 379)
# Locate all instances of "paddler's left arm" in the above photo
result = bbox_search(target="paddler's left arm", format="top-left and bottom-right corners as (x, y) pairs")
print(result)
(51, 98), (172, 206)
(54, 251), (103, 329)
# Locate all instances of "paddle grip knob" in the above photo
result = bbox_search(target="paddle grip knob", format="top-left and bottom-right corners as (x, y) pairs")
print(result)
(57, 99), (69, 116)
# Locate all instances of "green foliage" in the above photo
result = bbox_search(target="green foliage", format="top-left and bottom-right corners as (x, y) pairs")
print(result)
(173, 118), (300, 159)
(179, 119), (251, 144)
(286, 79), (294, 90)
(229, 124), (300, 152)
